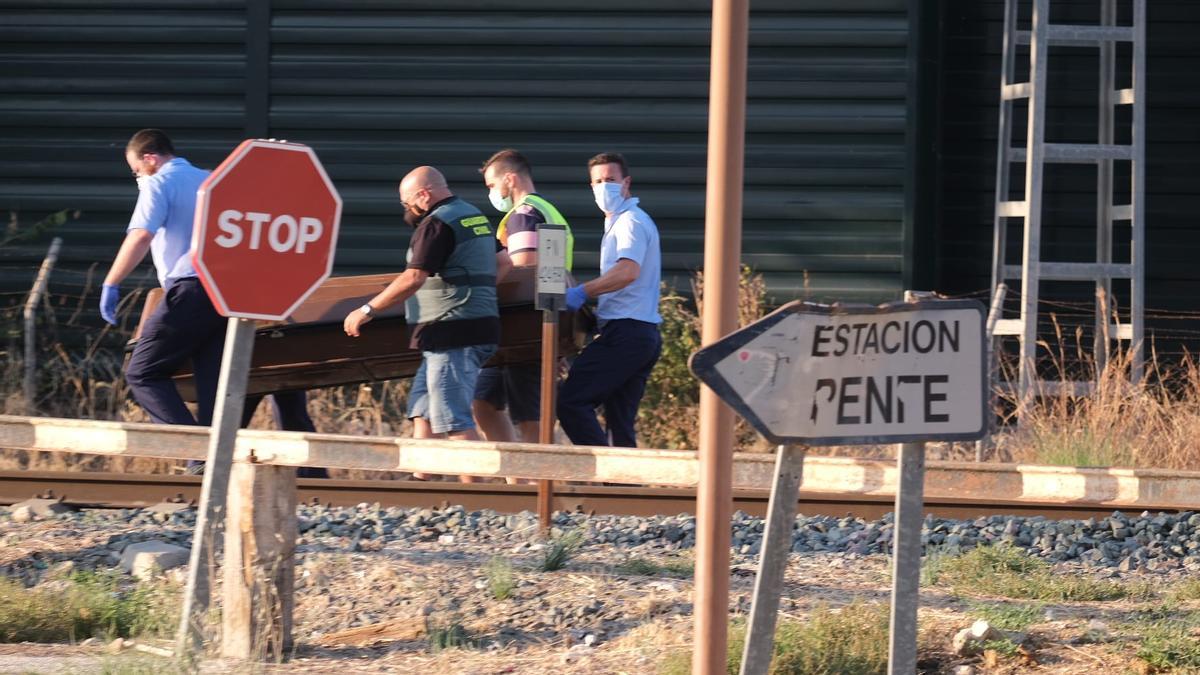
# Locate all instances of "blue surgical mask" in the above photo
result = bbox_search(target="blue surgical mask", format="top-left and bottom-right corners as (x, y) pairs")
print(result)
(592, 182), (624, 214)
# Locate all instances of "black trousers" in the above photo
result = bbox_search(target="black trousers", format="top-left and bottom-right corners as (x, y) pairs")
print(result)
(125, 278), (225, 426)
(557, 319), (662, 447)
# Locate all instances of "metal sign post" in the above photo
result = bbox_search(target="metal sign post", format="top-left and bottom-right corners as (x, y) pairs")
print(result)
(535, 223), (567, 531)
(175, 317), (255, 656)
(690, 295), (986, 675)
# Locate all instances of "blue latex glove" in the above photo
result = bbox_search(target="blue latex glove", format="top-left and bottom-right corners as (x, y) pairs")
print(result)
(100, 284), (120, 325)
(565, 285), (588, 312)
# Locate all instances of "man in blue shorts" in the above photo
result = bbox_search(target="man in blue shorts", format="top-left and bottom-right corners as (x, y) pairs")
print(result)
(473, 149), (574, 454)
(344, 166), (510, 482)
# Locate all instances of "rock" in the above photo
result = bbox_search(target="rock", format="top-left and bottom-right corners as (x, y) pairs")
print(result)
(952, 628), (981, 657)
(562, 643), (592, 664)
(1086, 619), (1109, 636)
(954, 666), (977, 675)
(438, 534), (455, 545)
(10, 506), (32, 523)
(119, 541), (190, 580)
(11, 498), (71, 518)
(107, 637), (126, 654)
(970, 619), (998, 641)
(145, 501), (192, 516)
(79, 637), (99, 647)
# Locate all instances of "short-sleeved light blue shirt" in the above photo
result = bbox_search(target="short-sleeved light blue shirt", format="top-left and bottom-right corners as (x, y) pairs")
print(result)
(597, 196), (662, 324)
(127, 157), (209, 288)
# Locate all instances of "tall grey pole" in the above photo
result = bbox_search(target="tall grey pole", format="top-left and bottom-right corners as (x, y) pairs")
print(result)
(739, 444), (805, 675)
(888, 440), (926, 674)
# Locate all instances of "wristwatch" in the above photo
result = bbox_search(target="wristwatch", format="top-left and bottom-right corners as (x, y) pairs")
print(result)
(359, 303), (374, 317)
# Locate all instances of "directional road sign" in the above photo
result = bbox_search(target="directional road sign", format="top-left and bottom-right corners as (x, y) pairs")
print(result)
(192, 139), (342, 321)
(689, 298), (987, 446)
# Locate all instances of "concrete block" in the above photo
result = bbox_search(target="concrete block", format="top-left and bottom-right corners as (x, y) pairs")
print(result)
(120, 541), (190, 580)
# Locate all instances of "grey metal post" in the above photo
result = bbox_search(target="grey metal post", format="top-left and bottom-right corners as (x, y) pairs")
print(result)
(22, 237), (62, 415)
(976, 283), (1007, 462)
(1130, 0), (1146, 382)
(888, 441), (926, 675)
(1095, 0), (1116, 376)
(176, 317), (257, 658)
(1018, 0), (1050, 410)
(739, 444), (805, 675)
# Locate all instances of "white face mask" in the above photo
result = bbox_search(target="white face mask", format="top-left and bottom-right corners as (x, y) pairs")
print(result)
(488, 187), (513, 213)
(592, 182), (624, 214)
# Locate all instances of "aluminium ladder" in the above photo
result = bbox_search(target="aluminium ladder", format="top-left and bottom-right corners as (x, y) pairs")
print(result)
(989, 0), (1146, 405)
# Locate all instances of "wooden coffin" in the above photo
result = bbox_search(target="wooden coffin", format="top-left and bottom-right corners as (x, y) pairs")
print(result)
(127, 266), (590, 401)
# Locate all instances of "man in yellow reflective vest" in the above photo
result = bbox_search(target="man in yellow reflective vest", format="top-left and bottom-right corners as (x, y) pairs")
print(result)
(473, 149), (574, 457)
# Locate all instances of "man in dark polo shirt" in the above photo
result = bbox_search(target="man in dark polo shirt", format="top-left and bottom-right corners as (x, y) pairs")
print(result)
(343, 166), (511, 482)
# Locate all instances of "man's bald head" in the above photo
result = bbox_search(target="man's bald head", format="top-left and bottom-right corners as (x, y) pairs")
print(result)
(397, 166), (453, 222)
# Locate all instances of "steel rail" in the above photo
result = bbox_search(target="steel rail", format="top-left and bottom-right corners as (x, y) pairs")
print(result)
(0, 470), (1177, 521)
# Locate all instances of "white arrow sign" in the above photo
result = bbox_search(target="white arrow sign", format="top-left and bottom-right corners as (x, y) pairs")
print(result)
(689, 299), (987, 445)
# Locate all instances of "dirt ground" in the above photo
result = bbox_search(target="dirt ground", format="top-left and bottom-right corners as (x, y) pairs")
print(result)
(0, 524), (1186, 674)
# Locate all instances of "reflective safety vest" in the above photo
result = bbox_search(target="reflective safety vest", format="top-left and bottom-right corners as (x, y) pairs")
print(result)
(405, 197), (499, 326)
(497, 193), (575, 271)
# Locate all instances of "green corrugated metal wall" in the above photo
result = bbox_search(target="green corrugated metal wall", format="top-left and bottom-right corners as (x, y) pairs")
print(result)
(1, 1), (914, 343)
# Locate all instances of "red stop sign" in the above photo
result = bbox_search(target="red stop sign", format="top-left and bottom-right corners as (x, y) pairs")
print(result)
(191, 139), (342, 321)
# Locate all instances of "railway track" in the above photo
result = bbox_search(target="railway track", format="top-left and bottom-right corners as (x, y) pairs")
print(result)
(0, 470), (1174, 521)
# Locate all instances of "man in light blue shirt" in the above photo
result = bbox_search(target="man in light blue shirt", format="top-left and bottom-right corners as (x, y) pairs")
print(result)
(558, 152), (663, 448)
(101, 128), (328, 478)
(100, 129), (226, 430)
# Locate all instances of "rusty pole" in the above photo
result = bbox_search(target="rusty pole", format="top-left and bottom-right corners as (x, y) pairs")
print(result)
(536, 311), (557, 530)
(693, 1), (748, 673)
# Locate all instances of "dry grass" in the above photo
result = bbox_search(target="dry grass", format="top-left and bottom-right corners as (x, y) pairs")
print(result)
(991, 316), (1200, 470)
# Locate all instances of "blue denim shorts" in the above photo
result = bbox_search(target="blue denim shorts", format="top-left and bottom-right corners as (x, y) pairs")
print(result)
(407, 344), (498, 434)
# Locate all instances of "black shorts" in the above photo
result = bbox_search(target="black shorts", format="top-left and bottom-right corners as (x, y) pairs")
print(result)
(472, 364), (541, 423)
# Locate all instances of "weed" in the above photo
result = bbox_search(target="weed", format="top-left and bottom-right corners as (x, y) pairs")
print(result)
(485, 556), (515, 600)
(980, 638), (1022, 658)
(966, 600), (1043, 631)
(919, 548), (953, 587)
(661, 603), (890, 674)
(930, 546), (1127, 601)
(540, 529), (584, 572)
(1167, 578), (1200, 603)
(616, 555), (694, 579)
(1135, 616), (1200, 671)
(638, 267), (770, 451)
(425, 615), (473, 652)
(0, 571), (177, 643)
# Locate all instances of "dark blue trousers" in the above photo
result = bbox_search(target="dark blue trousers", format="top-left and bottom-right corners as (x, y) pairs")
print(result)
(125, 278), (225, 426)
(557, 319), (662, 448)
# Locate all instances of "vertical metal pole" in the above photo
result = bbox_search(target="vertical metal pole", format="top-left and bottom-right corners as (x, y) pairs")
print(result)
(694, 0), (748, 672)
(176, 317), (256, 658)
(537, 311), (557, 530)
(1095, 0), (1116, 376)
(990, 0), (1019, 296)
(1130, 0), (1146, 383)
(22, 237), (62, 415)
(888, 441), (926, 675)
(1019, 0), (1050, 410)
(739, 445), (805, 675)
(976, 283), (1007, 462)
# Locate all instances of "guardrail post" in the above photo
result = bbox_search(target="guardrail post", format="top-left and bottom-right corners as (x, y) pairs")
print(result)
(222, 461), (297, 660)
